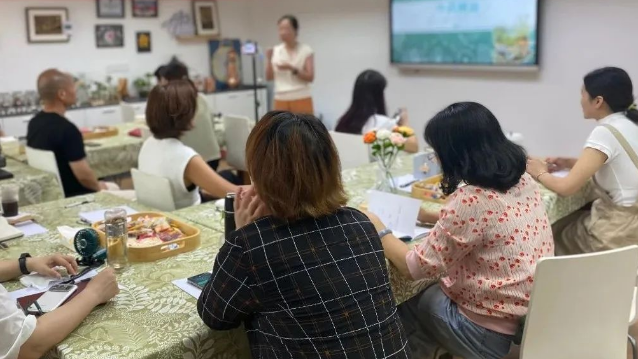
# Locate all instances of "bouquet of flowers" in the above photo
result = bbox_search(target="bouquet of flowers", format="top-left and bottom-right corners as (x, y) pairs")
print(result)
(363, 126), (414, 192)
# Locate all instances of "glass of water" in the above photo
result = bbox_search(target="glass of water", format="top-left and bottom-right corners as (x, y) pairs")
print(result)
(104, 208), (128, 270)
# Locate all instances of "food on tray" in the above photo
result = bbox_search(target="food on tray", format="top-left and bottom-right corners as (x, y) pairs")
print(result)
(98, 216), (185, 248)
(413, 179), (447, 201)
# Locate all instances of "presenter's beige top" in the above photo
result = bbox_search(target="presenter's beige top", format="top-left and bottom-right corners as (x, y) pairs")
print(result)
(272, 42), (313, 101)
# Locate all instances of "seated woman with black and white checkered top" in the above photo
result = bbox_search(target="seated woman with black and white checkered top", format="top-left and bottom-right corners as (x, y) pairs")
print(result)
(197, 111), (410, 359)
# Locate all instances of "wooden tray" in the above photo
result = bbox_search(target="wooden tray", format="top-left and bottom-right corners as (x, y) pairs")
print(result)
(411, 174), (449, 204)
(82, 126), (118, 140)
(92, 212), (201, 262)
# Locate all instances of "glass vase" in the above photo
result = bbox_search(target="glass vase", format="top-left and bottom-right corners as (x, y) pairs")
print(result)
(375, 153), (398, 194)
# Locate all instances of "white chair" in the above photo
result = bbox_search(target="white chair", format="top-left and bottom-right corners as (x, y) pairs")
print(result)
(120, 103), (136, 123)
(628, 272), (638, 359)
(329, 131), (371, 170)
(131, 168), (176, 211)
(181, 95), (222, 163)
(26, 147), (64, 196)
(223, 114), (252, 171)
(519, 246), (638, 359)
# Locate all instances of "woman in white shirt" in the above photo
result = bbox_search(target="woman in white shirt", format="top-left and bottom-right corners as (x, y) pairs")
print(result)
(527, 67), (638, 254)
(266, 15), (315, 114)
(1, 254), (118, 359)
(139, 80), (238, 210)
(335, 69), (418, 153)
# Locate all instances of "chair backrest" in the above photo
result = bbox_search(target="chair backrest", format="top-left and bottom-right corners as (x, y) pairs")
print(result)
(329, 131), (371, 170)
(25, 147), (64, 196)
(120, 102), (136, 123)
(181, 95), (221, 162)
(131, 168), (176, 211)
(520, 245), (638, 359)
(223, 114), (252, 171)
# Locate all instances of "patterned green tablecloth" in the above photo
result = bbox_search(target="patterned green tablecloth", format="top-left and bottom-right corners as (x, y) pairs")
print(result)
(3, 158), (64, 206)
(176, 154), (596, 304)
(0, 193), (249, 359)
(9, 123), (144, 179)
(84, 123), (143, 179)
(0, 155), (594, 359)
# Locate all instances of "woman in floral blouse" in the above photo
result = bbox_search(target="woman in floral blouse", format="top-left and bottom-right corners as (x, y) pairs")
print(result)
(368, 102), (554, 359)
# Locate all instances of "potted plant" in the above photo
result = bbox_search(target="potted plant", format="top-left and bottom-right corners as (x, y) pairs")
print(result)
(133, 73), (153, 98)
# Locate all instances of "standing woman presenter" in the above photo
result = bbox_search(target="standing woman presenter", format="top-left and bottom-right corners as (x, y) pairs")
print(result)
(266, 15), (315, 114)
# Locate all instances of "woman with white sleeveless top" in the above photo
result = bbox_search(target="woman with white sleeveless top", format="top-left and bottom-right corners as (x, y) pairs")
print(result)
(266, 15), (315, 114)
(527, 67), (638, 254)
(138, 80), (238, 210)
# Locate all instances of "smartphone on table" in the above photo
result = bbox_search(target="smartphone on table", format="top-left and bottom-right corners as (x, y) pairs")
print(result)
(187, 273), (212, 290)
(27, 284), (78, 314)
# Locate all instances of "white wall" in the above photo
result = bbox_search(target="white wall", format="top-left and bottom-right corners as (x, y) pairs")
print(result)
(0, 0), (251, 94)
(242, 0), (638, 157)
(3, 0), (638, 156)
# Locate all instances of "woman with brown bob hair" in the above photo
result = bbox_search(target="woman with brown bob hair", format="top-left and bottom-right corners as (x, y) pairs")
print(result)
(197, 111), (410, 358)
(138, 80), (237, 209)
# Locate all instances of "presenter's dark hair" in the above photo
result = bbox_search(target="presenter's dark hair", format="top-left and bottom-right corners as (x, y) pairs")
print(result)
(278, 15), (299, 32)
(424, 102), (527, 196)
(335, 70), (388, 134)
(584, 67), (638, 124)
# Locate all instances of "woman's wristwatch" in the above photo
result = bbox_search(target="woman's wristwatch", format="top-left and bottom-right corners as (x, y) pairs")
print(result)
(378, 228), (393, 240)
(19, 253), (31, 275)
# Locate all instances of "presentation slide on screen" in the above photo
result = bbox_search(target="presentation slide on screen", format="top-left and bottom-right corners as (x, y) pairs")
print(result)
(391, 0), (538, 66)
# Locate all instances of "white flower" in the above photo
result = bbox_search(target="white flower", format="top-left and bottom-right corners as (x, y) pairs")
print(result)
(376, 129), (391, 140)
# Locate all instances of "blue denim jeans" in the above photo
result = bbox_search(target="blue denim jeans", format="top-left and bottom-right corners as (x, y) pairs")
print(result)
(398, 284), (514, 359)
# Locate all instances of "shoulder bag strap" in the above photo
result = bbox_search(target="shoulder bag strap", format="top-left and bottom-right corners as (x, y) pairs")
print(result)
(602, 124), (638, 172)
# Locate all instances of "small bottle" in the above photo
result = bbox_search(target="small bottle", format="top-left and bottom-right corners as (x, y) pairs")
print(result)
(224, 193), (236, 238)
(105, 208), (128, 270)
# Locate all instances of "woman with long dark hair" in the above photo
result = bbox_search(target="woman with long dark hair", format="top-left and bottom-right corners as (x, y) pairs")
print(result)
(336, 70), (418, 153)
(367, 102), (553, 359)
(527, 67), (638, 254)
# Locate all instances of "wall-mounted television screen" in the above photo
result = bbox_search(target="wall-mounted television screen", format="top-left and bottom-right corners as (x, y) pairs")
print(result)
(391, 0), (540, 69)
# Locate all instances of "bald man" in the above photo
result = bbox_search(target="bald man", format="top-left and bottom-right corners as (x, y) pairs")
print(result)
(27, 69), (107, 197)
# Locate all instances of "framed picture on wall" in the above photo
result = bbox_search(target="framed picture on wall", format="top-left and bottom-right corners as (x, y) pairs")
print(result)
(96, 0), (125, 18)
(25, 8), (70, 43)
(132, 0), (158, 18)
(95, 24), (124, 48)
(136, 32), (151, 52)
(192, 1), (220, 36)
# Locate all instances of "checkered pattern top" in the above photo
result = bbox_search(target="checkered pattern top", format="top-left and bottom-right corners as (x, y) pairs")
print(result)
(197, 207), (410, 359)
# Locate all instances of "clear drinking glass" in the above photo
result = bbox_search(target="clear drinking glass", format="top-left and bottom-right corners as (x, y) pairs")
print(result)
(105, 208), (128, 270)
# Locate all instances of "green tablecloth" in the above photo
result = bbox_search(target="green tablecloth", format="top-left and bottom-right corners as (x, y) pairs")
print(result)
(0, 155), (594, 359)
(0, 193), (249, 359)
(176, 155), (596, 304)
(84, 123), (143, 179)
(3, 158), (64, 206)
(9, 123), (144, 179)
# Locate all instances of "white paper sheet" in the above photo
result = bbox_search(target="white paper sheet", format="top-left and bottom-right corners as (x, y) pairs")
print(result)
(16, 221), (48, 237)
(172, 278), (202, 300)
(79, 206), (138, 224)
(367, 190), (423, 237)
(390, 174), (417, 193)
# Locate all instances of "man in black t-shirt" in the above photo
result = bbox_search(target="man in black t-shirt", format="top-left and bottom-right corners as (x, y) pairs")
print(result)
(27, 69), (107, 197)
